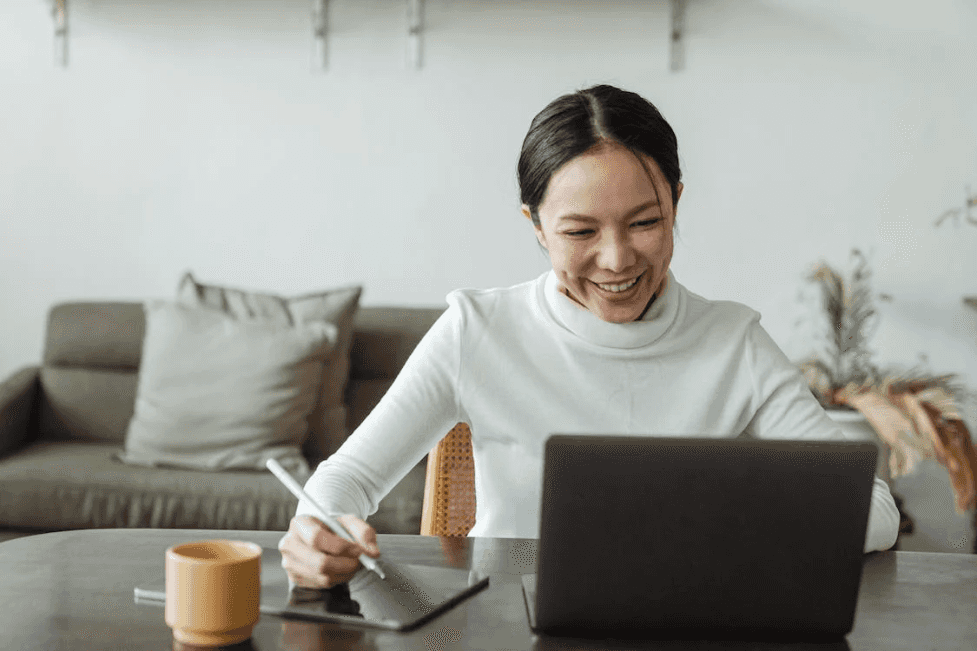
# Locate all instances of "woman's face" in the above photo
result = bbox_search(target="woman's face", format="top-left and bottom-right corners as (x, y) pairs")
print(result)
(525, 144), (682, 324)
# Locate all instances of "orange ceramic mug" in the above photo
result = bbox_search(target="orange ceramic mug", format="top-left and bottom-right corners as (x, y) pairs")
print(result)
(165, 539), (262, 646)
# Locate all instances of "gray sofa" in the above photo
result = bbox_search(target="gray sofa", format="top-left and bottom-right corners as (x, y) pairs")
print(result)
(0, 302), (444, 543)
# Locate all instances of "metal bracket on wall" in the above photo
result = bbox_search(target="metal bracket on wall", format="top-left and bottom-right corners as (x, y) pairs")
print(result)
(312, 0), (328, 70)
(670, 0), (687, 72)
(407, 0), (423, 69)
(48, 0), (68, 66)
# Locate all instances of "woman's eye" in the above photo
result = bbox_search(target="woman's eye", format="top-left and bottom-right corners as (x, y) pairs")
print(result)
(631, 218), (661, 229)
(564, 229), (594, 237)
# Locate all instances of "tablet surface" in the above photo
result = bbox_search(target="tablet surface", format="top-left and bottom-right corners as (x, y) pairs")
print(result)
(134, 546), (489, 631)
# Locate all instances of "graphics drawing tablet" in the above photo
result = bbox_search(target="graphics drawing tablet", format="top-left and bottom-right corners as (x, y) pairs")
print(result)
(134, 545), (489, 631)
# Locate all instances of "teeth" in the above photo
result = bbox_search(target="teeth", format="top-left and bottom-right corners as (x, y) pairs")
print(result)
(597, 277), (639, 293)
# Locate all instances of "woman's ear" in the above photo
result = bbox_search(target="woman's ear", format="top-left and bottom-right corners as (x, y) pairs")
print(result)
(534, 227), (548, 251)
(675, 182), (684, 204)
(523, 204), (548, 250)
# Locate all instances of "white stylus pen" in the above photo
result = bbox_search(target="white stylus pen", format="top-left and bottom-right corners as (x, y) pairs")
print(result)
(265, 458), (386, 580)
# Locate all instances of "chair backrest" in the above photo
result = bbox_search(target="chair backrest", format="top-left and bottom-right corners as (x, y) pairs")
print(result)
(420, 423), (476, 536)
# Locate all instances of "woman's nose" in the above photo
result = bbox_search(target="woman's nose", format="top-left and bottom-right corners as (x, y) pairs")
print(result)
(596, 233), (636, 272)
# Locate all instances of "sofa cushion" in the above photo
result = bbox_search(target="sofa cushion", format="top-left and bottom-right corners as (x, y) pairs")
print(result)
(39, 303), (145, 443)
(344, 306), (444, 439)
(43, 303), (145, 369)
(38, 367), (138, 443)
(0, 441), (299, 531)
(0, 441), (427, 534)
(349, 307), (446, 381)
(117, 301), (335, 474)
(345, 378), (395, 434)
(178, 273), (362, 462)
(0, 367), (39, 456)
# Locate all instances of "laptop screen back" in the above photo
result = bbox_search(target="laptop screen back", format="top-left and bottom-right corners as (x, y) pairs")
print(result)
(533, 435), (878, 641)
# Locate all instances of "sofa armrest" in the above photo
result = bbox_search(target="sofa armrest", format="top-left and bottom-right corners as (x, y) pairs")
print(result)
(0, 366), (40, 459)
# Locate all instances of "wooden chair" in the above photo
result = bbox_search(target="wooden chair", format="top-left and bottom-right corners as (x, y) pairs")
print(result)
(419, 423), (476, 536)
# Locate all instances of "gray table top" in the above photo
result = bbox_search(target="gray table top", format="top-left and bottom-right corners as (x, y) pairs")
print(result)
(0, 528), (974, 651)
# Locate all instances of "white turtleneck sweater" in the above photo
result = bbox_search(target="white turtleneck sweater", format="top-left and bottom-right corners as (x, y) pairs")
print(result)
(298, 271), (900, 553)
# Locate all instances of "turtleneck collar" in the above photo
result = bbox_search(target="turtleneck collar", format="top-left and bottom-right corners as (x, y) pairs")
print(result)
(540, 269), (682, 349)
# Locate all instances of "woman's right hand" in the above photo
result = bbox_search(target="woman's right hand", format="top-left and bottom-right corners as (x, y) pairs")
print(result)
(278, 514), (380, 589)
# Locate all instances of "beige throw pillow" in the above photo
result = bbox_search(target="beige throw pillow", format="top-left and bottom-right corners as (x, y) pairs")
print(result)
(118, 301), (336, 475)
(177, 273), (362, 462)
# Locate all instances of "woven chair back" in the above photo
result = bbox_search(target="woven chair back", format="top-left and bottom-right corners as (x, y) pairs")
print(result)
(419, 423), (476, 536)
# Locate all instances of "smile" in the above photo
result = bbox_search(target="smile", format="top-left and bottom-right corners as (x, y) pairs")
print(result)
(595, 274), (642, 293)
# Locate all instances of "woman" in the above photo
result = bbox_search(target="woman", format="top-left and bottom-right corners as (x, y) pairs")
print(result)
(279, 85), (901, 588)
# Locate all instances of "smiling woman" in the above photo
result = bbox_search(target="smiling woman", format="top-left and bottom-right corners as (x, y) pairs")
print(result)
(277, 84), (901, 590)
(527, 145), (680, 323)
(517, 85), (683, 323)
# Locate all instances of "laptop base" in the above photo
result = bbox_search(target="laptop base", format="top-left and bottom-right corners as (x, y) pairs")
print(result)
(524, 573), (845, 644)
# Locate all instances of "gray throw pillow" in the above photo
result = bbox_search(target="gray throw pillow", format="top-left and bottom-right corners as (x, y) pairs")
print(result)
(117, 301), (336, 475)
(177, 273), (362, 462)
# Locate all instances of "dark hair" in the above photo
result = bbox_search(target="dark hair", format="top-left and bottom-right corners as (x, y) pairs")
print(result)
(517, 84), (682, 227)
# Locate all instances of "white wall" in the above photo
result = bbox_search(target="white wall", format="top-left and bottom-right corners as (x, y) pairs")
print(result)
(3, 0), (976, 370)
(2, 0), (976, 543)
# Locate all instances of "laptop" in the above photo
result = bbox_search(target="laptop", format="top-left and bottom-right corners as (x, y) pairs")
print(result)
(521, 435), (878, 642)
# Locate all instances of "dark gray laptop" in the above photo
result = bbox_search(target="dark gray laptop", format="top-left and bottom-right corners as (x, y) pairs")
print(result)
(522, 435), (878, 642)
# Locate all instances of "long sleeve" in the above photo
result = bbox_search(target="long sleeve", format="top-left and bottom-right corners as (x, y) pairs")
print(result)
(292, 271), (903, 548)
(296, 301), (465, 523)
(863, 477), (900, 552)
(744, 320), (900, 552)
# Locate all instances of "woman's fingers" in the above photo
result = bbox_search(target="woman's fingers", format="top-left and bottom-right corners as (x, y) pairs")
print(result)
(337, 514), (380, 557)
(283, 551), (359, 588)
(296, 515), (365, 557)
(278, 515), (378, 588)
